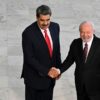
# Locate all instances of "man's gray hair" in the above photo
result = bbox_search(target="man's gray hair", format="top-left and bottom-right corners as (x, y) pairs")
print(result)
(79, 21), (95, 31)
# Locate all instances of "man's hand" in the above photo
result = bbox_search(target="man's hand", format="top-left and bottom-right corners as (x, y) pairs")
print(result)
(56, 74), (61, 80)
(48, 67), (60, 78)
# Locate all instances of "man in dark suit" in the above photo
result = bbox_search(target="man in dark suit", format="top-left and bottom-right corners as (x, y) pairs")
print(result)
(53, 21), (100, 100)
(21, 5), (61, 100)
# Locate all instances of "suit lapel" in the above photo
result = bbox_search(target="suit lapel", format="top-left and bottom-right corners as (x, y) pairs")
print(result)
(49, 24), (54, 56)
(86, 36), (98, 63)
(78, 39), (84, 63)
(36, 22), (54, 58)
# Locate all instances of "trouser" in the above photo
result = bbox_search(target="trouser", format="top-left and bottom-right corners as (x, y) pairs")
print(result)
(77, 85), (100, 100)
(25, 85), (54, 100)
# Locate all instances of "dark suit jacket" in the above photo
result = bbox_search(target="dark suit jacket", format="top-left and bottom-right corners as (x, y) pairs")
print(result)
(21, 21), (61, 89)
(60, 35), (100, 95)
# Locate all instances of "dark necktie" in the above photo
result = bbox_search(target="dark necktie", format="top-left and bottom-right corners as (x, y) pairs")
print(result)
(83, 43), (88, 62)
(44, 29), (52, 57)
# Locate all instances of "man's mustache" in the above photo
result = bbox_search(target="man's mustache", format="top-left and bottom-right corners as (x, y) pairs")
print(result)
(42, 24), (49, 26)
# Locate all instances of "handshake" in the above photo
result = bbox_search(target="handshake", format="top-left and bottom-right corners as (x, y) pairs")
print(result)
(48, 67), (61, 79)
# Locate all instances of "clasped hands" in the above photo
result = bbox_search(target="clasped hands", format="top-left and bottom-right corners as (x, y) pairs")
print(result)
(48, 67), (60, 79)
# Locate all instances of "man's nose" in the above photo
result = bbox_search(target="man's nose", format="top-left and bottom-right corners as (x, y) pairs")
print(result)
(83, 33), (88, 36)
(44, 21), (48, 25)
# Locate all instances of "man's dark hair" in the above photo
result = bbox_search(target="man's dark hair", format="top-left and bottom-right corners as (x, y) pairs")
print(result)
(36, 5), (52, 17)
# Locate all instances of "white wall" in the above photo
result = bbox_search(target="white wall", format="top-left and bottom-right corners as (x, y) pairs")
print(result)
(0, 0), (100, 100)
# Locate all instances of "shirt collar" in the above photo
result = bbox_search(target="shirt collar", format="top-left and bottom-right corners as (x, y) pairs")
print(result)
(40, 28), (49, 37)
(83, 35), (94, 46)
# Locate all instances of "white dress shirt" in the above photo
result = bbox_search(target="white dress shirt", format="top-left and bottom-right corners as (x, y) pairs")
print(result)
(40, 28), (53, 50)
(82, 36), (94, 57)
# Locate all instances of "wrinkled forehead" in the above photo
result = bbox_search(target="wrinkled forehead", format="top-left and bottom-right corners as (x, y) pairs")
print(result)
(79, 21), (95, 30)
(79, 23), (94, 31)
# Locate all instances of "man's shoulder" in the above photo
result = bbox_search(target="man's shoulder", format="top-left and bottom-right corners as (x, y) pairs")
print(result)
(94, 35), (100, 40)
(50, 22), (60, 31)
(69, 38), (81, 47)
(72, 38), (81, 43)
(94, 35), (100, 45)
(25, 21), (37, 30)
(22, 21), (37, 35)
(50, 22), (59, 26)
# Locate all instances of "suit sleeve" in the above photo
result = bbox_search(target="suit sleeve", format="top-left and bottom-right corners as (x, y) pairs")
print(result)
(22, 30), (49, 76)
(60, 40), (75, 73)
(56, 24), (62, 68)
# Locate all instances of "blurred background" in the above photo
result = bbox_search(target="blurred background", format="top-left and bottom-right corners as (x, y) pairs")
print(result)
(0, 0), (100, 100)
